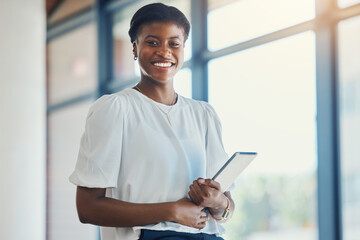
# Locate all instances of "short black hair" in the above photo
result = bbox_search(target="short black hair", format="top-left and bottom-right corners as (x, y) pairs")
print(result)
(128, 3), (190, 43)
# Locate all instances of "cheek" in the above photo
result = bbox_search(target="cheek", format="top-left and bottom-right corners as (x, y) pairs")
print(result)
(138, 47), (150, 58)
(178, 50), (185, 64)
(175, 48), (185, 60)
(137, 49), (153, 67)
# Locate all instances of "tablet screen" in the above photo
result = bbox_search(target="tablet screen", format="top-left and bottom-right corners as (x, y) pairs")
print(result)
(212, 152), (257, 192)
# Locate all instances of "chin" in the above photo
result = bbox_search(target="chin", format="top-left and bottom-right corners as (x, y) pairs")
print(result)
(152, 77), (173, 85)
(146, 74), (176, 84)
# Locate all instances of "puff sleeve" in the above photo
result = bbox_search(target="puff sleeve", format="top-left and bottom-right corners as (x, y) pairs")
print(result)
(69, 95), (124, 188)
(203, 103), (228, 179)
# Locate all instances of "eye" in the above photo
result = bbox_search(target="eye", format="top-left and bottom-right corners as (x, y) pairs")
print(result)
(169, 42), (181, 48)
(146, 40), (158, 46)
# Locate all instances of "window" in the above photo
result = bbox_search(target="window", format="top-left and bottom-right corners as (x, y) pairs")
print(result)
(174, 68), (192, 98)
(338, 0), (360, 8)
(208, 0), (315, 51)
(47, 23), (97, 105)
(209, 32), (317, 240)
(338, 15), (360, 240)
(47, 101), (97, 240)
(46, 21), (98, 240)
(48, 0), (95, 24)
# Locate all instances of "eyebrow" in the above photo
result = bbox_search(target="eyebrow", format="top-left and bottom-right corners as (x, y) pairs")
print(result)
(145, 35), (181, 40)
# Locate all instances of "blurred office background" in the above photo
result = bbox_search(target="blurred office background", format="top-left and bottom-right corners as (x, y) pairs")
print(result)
(0, 0), (359, 239)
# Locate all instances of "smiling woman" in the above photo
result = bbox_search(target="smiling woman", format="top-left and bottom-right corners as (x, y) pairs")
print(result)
(69, 3), (234, 240)
(133, 22), (185, 88)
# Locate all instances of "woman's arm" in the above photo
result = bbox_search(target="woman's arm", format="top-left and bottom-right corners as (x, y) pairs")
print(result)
(188, 178), (235, 222)
(76, 186), (209, 229)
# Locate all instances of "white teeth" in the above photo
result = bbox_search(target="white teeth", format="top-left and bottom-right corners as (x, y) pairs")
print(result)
(154, 62), (172, 67)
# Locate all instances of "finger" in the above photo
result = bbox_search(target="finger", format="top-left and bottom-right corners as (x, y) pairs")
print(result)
(195, 222), (206, 229)
(195, 218), (208, 229)
(196, 180), (211, 198)
(194, 180), (206, 194)
(190, 181), (207, 201)
(197, 177), (205, 184)
(200, 215), (209, 221)
(188, 190), (200, 205)
(193, 179), (203, 189)
(189, 184), (202, 203)
(206, 179), (221, 191)
(198, 216), (209, 228)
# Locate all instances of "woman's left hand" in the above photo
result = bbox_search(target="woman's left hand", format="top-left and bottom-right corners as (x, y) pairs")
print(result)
(188, 178), (227, 209)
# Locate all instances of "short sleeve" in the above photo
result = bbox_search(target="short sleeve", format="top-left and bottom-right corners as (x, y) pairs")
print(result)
(203, 103), (236, 192)
(203, 103), (229, 179)
(69, 94), (124, 188)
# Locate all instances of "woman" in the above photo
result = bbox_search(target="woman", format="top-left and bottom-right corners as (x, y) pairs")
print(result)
(70, 3), (234, 240)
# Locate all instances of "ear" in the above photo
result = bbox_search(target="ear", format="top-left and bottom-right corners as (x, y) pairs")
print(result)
(132, 42), (137, 58)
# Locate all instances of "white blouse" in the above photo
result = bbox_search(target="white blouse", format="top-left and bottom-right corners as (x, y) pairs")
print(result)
(69, 88), (229, 240)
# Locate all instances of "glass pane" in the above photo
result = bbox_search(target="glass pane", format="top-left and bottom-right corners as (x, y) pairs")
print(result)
(47, 23), (97, 105)
(208, 0), (315, 51)
(48, 0), (95, 24)
(208, 0), (239, 11)
(112, 0), (191, 82)
(338, 16), (360, 240)
(209, 32), (317, 240)
(48, 0), (95, 25)
(338, 0), (360, 8)
(48, 100), (98, 240)
(174, 68), (192, 98)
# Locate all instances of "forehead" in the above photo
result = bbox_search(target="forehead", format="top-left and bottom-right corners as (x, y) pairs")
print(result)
(137, 21), (185, 40)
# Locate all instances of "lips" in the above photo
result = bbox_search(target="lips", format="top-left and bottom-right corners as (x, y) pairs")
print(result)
(151, 61), (175, 68)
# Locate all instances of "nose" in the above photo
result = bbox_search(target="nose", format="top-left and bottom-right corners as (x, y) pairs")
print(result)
(156, 45), (171, 58)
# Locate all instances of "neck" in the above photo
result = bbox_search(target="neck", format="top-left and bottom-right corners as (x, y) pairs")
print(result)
(135, 81), (177, 106)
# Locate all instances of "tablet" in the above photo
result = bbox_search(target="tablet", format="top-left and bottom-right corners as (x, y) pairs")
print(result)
(212, 152), (257, 192)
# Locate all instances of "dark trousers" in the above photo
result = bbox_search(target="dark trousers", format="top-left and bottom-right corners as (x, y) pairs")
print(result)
(139, 229), (224, 240)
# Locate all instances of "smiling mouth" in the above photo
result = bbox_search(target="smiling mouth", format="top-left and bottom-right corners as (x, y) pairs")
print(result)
(152, 62), (175, 67)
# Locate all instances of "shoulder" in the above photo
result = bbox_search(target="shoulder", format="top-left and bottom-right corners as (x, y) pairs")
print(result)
(89, 89), (133, 118)
(180, 96), (218, 118)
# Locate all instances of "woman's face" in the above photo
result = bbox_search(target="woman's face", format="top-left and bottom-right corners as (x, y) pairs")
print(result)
(133, 21), (185, 85)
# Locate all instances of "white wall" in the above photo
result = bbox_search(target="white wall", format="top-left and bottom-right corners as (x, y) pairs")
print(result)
(0, 0), (46, 239)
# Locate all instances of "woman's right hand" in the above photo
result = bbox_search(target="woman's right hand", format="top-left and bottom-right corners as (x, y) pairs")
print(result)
(171, 198), (209, 229)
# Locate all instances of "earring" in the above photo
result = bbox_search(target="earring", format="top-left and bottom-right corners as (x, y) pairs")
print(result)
(134, 56), (138, 61)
